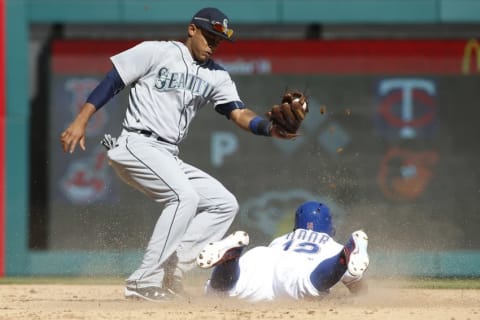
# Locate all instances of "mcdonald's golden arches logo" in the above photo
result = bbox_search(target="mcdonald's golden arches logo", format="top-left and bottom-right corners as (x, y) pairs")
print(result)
(462, 39), (480, 74)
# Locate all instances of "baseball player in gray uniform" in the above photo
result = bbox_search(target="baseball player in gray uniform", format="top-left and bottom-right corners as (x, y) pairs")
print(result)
(196, 201), (370, 302)
(60, 7), (291, 301)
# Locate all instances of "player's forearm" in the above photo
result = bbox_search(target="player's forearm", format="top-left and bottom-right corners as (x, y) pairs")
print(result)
(60, 103), (96, 153)
(230, 108), (272, 136)
(230, 108), (256, 128)
(74, 103), (97, 125)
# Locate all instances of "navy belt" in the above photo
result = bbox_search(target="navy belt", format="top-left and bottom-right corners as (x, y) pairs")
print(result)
(125, 128), (171, 144)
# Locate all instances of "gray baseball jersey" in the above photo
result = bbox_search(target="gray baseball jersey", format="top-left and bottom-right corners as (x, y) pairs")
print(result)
(111, 40), (242, 144)
(107, 40), (242, 288)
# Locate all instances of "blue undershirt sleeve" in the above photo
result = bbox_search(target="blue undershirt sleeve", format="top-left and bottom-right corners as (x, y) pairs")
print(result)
(215, 101), (245, 119)
(86, 67), (125, 110)
(309, 252), (347, 292)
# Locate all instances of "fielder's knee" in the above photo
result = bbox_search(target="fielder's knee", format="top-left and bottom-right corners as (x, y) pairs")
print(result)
(224, 193), (239, 218)
(178, 189), (201, 210)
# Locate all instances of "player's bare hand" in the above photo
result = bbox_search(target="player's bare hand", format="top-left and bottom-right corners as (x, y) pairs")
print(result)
(60, 103), (96, 153)
(60, 121), (87, 153)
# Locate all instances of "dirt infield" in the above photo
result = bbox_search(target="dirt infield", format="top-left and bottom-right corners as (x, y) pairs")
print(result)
(0, 279), (479, 320)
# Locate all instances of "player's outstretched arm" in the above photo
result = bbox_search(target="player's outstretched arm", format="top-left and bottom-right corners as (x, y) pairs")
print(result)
(60, 103), (96, 153)
(229, 108), (295, 140)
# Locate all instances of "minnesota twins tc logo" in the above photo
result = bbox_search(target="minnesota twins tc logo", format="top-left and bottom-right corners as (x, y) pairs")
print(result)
(374, 78), (438, 139)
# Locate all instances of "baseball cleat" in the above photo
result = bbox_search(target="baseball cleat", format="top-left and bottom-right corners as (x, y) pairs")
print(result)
(124, 286), (173, 302)
(162, 275), (188, 299)
(162, 253), (188, 298)
(344, 230), (369, 277)
(196, 231), (249, 269)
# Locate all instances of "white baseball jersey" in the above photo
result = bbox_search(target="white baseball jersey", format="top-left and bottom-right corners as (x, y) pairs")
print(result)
(111, 40), (242, 144)
(209, 229), (346, 302)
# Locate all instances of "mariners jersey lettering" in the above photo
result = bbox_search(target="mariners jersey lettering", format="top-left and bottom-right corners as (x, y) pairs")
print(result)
(154, 67), (214, 98)
(111, 41), (242, 144)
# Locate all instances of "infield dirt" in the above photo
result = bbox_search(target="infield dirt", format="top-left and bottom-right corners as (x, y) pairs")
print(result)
(0, 278), (478, 320)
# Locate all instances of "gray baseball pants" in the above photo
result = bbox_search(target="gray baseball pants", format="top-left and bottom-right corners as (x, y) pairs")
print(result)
(107, 131), (239, 288)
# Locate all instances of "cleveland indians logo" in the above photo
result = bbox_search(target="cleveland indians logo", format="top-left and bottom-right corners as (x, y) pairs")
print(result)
(61, 147), (110, 204)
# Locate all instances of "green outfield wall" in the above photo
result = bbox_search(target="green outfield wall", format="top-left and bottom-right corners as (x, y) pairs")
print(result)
(4, 0), (480, 277)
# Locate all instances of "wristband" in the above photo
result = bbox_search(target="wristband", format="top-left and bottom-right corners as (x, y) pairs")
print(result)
(249, 116), (272, 136)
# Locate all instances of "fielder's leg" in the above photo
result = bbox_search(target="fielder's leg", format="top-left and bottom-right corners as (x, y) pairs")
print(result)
(172, 162), (239, 276)
(107, 133), (200, 300)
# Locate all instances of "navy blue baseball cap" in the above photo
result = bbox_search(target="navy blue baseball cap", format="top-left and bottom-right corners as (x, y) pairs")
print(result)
(191, 7), (234, 42)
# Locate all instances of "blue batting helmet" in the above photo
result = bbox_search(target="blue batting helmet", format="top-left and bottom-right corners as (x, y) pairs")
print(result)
(294, 201), (335, 236)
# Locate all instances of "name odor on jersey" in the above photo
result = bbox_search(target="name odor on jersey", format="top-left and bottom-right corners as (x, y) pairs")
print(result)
(155, 67), (213, 98)
(286, 230), (331, 245)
